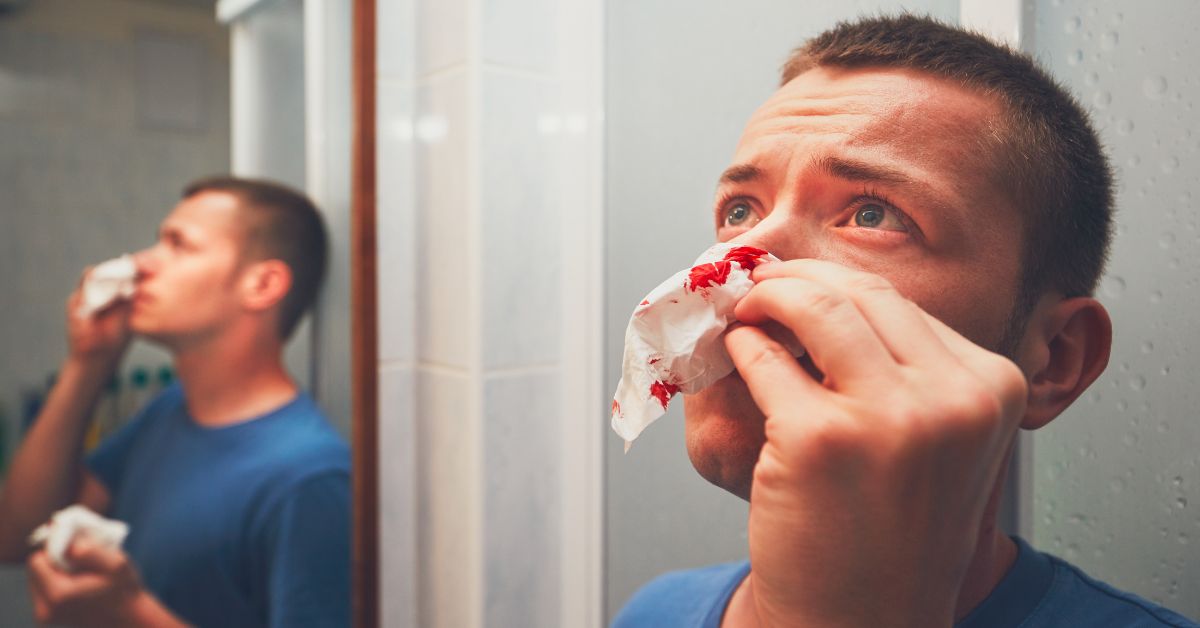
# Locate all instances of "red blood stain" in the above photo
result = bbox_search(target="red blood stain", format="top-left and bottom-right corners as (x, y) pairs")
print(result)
(640, 299), (650, 306)
(649, 380), (680, 409)
(648, 357), (661, 365)
(687, 261), (732, 291)
(686, 247), (769, 292)
(723, 246), (768, 271)
(611, 400), (621, 417)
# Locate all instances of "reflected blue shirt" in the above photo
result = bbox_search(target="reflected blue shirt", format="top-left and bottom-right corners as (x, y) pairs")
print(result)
(614, 537), (1198, 627)
(87, 383), (351, 628)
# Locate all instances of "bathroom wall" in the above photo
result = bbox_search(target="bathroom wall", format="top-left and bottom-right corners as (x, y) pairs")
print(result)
(0, 0), (229, 623)
(1029, 0), (1200, 615)
(374, 0), (604, 626)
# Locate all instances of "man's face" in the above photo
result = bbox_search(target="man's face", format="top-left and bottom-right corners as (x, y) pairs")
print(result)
(684, 67), (1027, 499)
(129, 191), (247, 346)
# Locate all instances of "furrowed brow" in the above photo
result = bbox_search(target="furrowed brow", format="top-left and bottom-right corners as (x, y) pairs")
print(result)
(718, 164), (765, 185)
(812, 155), (913, 186)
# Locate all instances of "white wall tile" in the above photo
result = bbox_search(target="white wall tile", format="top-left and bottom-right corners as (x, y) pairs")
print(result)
(415, 367), (476, 628)
(416, 72), (472, 368)
(378, 0), (415, 83)
(416, 0), (467, 77)
(378, 364), (417, 628)
(483, 370), (562, 627)
(480, 71), (560, 369)
(378, 80), (417, 365)
(482, 0), (556, 74)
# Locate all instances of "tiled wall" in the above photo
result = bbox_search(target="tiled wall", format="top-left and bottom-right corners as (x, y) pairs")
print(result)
(1030, 0), (1200, 614)
(375, 0), (603, 626)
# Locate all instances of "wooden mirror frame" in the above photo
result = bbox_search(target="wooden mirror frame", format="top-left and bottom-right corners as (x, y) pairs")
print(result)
(351, 0), (378, 625)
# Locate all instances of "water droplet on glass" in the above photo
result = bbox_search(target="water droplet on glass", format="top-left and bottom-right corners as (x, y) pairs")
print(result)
(1101, 275), (1126, 297)
(1123, 432), (1139, 446)
(1064, 16), (1081, 33)
(1161, 156), (1180, 174)
(1173, 476), (1184, 488)
(1102, 31), (1119, 50)
(1160, 232), (1176, 248)
(1084, 71), (1100, 86)
(1117, 119), (1134, 135)
(1177, 498), (1188, 509)
(1066, 543), (1080, 558)
(1130, 375), (1147, 391)
(1067, 49), (1083, 65)
(1127, 154), (1141, 167)
(1150, 290), (1163, 303)
(1144, 75), (1168, 99)
(1093, 91), (1112, 108)
(1141, 341), (1155, 354)
(1179, 533), (1189, 545)
(1116, 400), (1128, 412)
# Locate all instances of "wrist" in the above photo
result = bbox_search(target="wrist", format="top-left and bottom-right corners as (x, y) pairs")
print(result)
(124, 589), (186, 627)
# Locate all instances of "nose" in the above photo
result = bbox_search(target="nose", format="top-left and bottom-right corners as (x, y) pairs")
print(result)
(725, 210), (812, 261)
(132, 246), (157, 279)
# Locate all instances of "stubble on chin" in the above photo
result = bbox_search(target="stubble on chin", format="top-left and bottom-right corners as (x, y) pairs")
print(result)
(683, 374), (769, 502)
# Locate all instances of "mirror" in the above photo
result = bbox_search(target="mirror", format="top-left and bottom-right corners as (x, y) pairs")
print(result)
(0, 0), (363, 624)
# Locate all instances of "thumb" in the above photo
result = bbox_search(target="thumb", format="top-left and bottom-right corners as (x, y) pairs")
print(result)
(66, 536), (126, 573)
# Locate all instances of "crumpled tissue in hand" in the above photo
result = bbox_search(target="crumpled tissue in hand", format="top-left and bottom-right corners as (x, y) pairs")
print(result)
(78, 255), (137, 318)
(28, 505), (129, 571)
(610, 242), (785, 451)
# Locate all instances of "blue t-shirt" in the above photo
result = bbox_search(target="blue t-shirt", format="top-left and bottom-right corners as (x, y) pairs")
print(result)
(86, 383), (351, 628)
(614, 537), (1198, 627)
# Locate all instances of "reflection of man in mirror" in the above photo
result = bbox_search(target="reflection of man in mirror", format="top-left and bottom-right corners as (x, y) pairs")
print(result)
(0, 178), (350, 627)
(616, 15), (1197, 628)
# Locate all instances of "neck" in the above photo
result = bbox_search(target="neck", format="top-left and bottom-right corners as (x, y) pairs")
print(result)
(170, 324), (297, 426)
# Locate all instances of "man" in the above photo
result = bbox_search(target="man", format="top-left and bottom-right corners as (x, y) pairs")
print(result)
(616, 15), (1197, 628)
(0, 177), (350, 627)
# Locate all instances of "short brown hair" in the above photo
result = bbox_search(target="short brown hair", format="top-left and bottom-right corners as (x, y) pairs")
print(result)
(783, 14), (1113, 350)
(182, 176), (328, 339)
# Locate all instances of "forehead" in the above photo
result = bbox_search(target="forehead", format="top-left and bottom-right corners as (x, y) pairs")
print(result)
(162, 191), (245, 242)
(735, 67), (1007, 198)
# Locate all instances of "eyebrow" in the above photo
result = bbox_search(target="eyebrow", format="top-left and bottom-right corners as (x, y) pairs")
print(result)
(718, 164), (766, 185)
(812, 155), (913, 185)
(718, 156), (915, 188)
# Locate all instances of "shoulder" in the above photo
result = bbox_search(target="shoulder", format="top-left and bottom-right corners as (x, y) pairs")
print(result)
(252, 394), (350, 473)
(1031, 554), (1199, 628)
(613, 561), (749, 628)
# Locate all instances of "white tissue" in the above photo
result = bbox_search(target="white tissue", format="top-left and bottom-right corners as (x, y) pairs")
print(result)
(610, 243), (785, 450)
(78, 255), (137, 318)
(28, 505), (129, 571)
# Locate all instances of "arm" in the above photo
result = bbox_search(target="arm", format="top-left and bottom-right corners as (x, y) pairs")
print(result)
(263, 472), (352, 628)
(0, 283), (128, 561)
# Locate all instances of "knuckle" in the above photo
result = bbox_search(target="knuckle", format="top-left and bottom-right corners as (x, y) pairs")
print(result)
(791, 283), (846, 318)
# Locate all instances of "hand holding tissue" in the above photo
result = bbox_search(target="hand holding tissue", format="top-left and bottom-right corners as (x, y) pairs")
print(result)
(29, 505), (129, 571)
(611, 243), (798, 450)
(77, 255), (137, 318)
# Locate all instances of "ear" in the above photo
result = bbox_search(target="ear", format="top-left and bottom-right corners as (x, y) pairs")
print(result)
(239, 259), (292, 313)
(1017, 296), (1112, 430)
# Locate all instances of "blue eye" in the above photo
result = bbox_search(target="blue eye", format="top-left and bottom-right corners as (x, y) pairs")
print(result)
(725, 202), (752, 226)
(855, 204), (885, 227)
(852, 202), (907, 232)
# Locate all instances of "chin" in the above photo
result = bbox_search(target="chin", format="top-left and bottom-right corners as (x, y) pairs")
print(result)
(683, 374), (768, 502)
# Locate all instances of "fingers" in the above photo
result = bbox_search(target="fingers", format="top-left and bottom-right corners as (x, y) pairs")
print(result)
(734, 276), (896, 387)
(66, 537), (125, 574)
(752, 259), (952, 366)
(725, 325), (827, 419)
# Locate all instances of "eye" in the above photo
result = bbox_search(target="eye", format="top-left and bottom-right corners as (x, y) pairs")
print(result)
(726, 202), (752, 225)
(851, 201), (907, 232)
